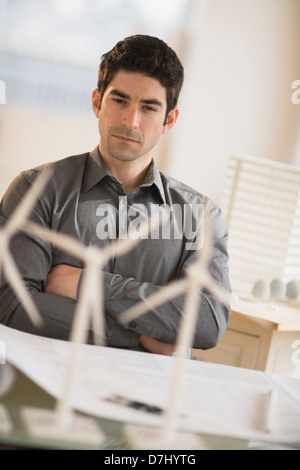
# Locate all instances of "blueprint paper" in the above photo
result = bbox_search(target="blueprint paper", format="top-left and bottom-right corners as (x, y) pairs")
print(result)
(1, 324), (300, 445)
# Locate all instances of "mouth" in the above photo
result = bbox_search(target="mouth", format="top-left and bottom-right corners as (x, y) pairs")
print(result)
(113, 135), (139, 144)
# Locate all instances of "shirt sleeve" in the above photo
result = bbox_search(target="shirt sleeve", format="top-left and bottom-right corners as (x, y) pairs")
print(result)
(102, 202), (231, 350)
(0, 173), (140, 348)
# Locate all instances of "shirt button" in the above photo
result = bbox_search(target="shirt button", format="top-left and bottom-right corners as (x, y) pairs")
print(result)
(120, 196), (127, 205)
(130, 321), (137, 328)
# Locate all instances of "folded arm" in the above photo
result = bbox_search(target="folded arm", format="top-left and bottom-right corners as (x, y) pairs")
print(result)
(0, 172), (231, 354)
(45, 264), (176, 354)
(0, 173), (141, 350)
(45, 203), (231, 351)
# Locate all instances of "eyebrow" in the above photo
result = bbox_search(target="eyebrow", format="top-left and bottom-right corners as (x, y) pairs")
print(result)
(109, 89), (163, 108)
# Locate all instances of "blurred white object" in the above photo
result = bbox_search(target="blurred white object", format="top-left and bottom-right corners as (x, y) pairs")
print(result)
(252, 279), (270, 301)
(0, 169), (51, 327)
(286, 280), (300, 300)
(0, 364), (16, 397)
(270, 279), (286, 300)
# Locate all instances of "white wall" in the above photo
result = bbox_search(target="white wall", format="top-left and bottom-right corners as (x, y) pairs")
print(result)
(0, 102), (169, 199)
(166, 0), (300, 204)
(0, 0), (187, 199)
(0, 105), (99, 198)
(1, 0), (299, 204)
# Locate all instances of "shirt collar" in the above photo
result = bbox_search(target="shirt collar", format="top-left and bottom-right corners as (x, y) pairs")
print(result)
(83, 146), (166, 204)
(83, 146), (111, 193)
(139, 159), (166, 204)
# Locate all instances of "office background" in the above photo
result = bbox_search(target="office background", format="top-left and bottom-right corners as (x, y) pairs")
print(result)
(0, 0), (299, 205)
(0, 0), (300, 403)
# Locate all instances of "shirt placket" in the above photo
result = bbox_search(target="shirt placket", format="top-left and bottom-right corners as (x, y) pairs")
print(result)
(118, 195), (129, 239)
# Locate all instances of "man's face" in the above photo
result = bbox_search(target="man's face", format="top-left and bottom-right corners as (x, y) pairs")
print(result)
(92, 70), (178, 165)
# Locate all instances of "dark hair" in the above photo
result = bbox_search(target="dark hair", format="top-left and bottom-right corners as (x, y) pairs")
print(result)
(97, 35), (184, 122)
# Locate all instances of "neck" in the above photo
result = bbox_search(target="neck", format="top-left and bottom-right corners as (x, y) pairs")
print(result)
(100, 151), (152, 195)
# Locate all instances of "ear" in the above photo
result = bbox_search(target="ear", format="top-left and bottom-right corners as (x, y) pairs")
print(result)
(92, 89), (101, 117)
(162, 107), (179, 134)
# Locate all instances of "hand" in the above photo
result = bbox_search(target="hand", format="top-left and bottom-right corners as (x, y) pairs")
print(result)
(139, 334), (177, 356)
(45, 264), (82, 300)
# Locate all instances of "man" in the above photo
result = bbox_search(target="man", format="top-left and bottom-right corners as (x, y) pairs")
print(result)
(0, 35), (231, 355)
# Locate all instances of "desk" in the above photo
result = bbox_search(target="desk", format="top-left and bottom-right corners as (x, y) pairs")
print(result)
(193, 296), (300, 378)
(1, 323), (300, 450)
(0, 367), (295, 450)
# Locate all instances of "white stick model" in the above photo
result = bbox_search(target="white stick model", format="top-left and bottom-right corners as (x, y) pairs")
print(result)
(0, 170), (52, 327)
(120, 215), (231, 448)
(21, 206), (168, 444)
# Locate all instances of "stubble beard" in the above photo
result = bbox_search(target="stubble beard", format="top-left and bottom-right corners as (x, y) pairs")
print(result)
(106, 126), (147, 163)
(107, 141), (144, 163)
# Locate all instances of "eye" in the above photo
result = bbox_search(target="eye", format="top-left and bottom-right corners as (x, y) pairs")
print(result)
(112, 98), (127, 105)
(143, 105), (156, 112)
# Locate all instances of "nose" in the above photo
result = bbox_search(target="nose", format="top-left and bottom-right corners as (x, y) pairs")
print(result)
(122, 105), (140, 129)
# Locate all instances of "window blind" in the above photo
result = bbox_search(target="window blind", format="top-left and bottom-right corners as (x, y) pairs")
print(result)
(220, 155), (300, 294)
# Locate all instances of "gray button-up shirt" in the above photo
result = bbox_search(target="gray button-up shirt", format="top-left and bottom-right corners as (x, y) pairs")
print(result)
(0, 147), (231, 351)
